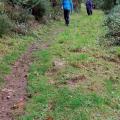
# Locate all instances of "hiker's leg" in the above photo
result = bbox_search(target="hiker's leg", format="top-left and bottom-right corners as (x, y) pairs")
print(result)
(86, 8), (90, 15)
(66, 10), (70, 25)
(64, 10), (67, 25)
(90, 10), (93, 15)
(89, 9), (92, 15)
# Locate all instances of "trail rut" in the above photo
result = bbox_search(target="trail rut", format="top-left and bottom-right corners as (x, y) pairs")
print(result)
(0, 43), (38, 120)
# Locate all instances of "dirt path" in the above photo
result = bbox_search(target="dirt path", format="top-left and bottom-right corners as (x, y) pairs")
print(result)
(0, 43), (38, 120)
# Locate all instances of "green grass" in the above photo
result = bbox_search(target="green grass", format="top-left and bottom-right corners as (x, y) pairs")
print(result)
(0, 22), (56, 86)
(19, 7), (120, 120)
(0, 34), (35, 86)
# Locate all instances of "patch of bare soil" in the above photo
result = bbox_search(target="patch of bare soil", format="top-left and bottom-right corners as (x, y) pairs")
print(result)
(46, 59), (66, 77)
(52, 58), (66, 70)
(101, 56), (120, 64)
(67, 75), (87, 85)
(55, 75), (87, 89)
(46, 59), (66, 84)
(71, 62), (112, 77)
(70, 62), (98, 71)
(46, 116), (54, 120)
(88, 82), (104, 93)
(69, 47), (88, 53)
(0, 44), (38, 120)
(48, 101), (56, 111)
(93, 53), (120, 64)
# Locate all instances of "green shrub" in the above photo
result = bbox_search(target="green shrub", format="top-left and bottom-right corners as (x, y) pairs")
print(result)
(105, 5), (120, 45)
(27, 0), (51, 19)
(4, 0), (51, 19)
(103, 0), (115, 11)
(10, 8), (31, 23)
(93, 0), (118, 11)
(93, 0), (104, 9)
(51, 5), (62, 20)
(0, 2), (5, 13)
(117, 0), (120, 4)
(0, 14), (12, 37)
(106, 5), (120, 34)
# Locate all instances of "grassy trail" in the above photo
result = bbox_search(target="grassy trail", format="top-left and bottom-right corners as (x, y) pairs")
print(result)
(3, 7), (120, 120)
(21, 7), (120, 120)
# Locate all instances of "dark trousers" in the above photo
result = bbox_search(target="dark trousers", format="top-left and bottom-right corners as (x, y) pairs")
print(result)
(64, 9), (70, 25)
(86, 8), (92, 15)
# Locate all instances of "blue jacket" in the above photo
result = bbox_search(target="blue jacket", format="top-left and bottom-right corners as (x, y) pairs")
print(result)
(62, 0), (73, 11)
(86, 0), (93, 10)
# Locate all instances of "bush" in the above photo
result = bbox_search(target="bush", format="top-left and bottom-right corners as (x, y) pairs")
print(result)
(7, 8), (30, 23)
(0, 2), (5, 14)
(103, 0), (115, 11)
(13, 23), (29, 35)
(4, 0), (51, 20)
(93, 0), (104, 9)
(117, 0), (120, 4)
(0, 14), (12, 37)
(104, 5), (120, 45)
(93, 0), (118, 11)
(27, 0), (51, 20)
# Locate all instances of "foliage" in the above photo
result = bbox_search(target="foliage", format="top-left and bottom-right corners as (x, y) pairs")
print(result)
(104, 5), (120, 45)
(6, 0), (52, 18)
(6, 6), (31, 23)
(116, 0), (120, 4)
(0, 14), (12, 37)
(0, 1), (5, 13)
(27, 0), (51, 19)
(102, 0), (115, 11)
(94, 0), (120, 46)
(93, 0), (118, 11)
(93, 0), (104, 9)
(0, 0), (52, 35)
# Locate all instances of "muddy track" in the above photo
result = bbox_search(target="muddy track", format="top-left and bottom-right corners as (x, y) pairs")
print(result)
(0, 43), (38, 120)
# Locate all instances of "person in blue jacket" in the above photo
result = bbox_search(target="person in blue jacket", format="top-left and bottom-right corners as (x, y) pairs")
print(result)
(86, 0), (93, 15)
(62, 0), (73, 26)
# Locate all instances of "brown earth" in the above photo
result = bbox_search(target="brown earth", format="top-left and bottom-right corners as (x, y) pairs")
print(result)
(0, 43), (38, 120)
(67, 75), (87, 86)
